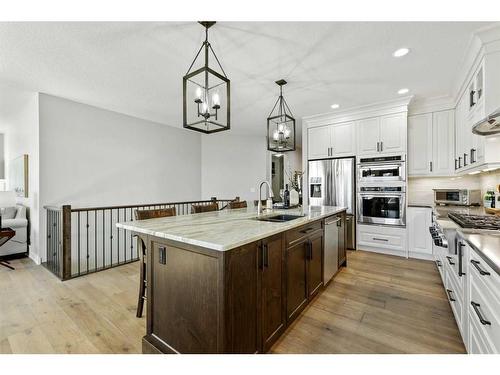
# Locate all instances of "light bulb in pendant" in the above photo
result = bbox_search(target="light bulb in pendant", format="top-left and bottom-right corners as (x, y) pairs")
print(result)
(201, 102), (209, 114)
(273, 130), (279, 141)
(212, 92), (220, 107)
(195, 87), (202, 101)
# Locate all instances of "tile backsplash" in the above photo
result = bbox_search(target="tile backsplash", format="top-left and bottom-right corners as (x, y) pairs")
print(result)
(408, 170), (500, 205)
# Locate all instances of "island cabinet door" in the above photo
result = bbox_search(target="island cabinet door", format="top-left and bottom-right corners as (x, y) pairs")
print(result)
(149, 241), (221, 354)
(261, 234), (286, 352)
(286, 239), (309, 323)
(307, 230), (324, 299)
(223, 242), (261, 354)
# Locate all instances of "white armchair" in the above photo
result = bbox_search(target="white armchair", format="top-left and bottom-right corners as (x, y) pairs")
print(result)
(0, 191), (29, 256)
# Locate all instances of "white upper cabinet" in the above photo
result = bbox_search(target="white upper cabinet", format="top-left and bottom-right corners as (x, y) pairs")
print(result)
(379, 113), (407, 154)
(357, 113), (406, 157)
(408, 113), (432, 175)
(308, 125), (330, 159)
(356, 117), (380, 156)
(432, 110), (455, 175)
(331, 121), (356, 157)
(307, 121), (356, 160)
(408, 110), (454, 177)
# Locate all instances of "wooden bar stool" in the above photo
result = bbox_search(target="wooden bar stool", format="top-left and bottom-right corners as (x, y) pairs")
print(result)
(191, 202), (219, 214)
(134, 207), (176, 318)
(228, 200), (247, 209)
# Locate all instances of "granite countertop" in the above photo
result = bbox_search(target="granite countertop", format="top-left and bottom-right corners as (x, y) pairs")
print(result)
(458, 230), (500, 275)
(116, 205), (346, 252)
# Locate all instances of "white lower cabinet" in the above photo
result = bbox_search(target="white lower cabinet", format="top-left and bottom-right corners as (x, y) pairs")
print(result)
(467, 245), (500, 353)
(438, 236), (500, 354)
(407, 207), (433, 259)
(357, 224), (407, 255)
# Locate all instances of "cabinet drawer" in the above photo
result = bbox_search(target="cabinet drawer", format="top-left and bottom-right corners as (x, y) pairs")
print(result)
(286, 221), (322, 247)
(469, 264), (500, 353)
(357, 224), (406, 252)
(445, 269), (464, 333)
(435, 255), (446, 283)
(443, 253), (464, 296)
(469, 310), (495, 354)
(469, 248), (500, 302)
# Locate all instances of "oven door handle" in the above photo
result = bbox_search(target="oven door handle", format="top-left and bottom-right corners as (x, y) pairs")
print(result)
(358, 194), (405, 198)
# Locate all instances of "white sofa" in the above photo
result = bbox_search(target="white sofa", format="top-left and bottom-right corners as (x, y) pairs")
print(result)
(0, 191), (29, 257)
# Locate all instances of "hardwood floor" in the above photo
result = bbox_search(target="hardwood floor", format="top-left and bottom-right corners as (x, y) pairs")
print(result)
(0, 250), (465, 354)
(0, 257), (145, 353)
(271, 250), (466, 354)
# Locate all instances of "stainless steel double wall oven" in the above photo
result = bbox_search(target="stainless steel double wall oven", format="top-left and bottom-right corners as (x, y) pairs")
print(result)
(357, 155), (406, 227)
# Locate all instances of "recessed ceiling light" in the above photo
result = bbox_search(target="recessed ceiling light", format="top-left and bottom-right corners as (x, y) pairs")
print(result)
(393, 48), (410, 57)
(331, 104), (340, 109)
(398, 88), (409, 95)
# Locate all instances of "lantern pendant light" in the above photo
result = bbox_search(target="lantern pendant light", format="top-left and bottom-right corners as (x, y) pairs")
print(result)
(183, 21), (230, 134)
(267, 79), (296, 152)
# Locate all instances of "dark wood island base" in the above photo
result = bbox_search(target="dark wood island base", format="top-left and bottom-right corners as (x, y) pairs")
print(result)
(131, 210), (346, 354)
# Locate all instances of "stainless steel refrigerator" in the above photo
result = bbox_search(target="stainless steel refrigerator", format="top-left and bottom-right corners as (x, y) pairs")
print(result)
(308, 157), (356, 250)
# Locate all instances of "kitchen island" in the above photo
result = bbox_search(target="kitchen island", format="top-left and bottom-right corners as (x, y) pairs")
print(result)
(117, 205), (347, 354)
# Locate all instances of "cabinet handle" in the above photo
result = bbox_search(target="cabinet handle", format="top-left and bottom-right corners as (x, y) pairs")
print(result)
(372, 237), (388, 242)
(264, 244), (269, 268)
(458, 242), (465, 277)
(463, 153), (468, 166)
(471, 260), (490, 276)
(436, 260), (442, 267)
(471, 302), (491, 326)
(260, 244), (265, 270)
(454, 158), (458, 170)
(380, 141), (383, 152)
(446, 256), (455, 266)
(429, 161), (433, 172)
(458, 156), (462, 168)
(301, 227), (316, 234)
(446, 289), (456, 302)
(470, 90), (476, 108)
(308, 240), (313, 260)
(376, 142), (380, 152)
(470, 148), (476, 163)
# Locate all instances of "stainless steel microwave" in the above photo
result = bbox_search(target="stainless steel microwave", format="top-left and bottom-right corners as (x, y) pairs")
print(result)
(433, 189), (481, 206)
(358, 155), (406, 183)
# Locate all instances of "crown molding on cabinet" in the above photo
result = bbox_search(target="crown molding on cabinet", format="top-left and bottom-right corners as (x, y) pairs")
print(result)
(408, 95), (456, 116)
(452, 23), (500, 107)
(302, 95), (413, 128)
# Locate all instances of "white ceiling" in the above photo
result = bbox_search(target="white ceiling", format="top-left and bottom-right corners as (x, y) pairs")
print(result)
(0, 22), (494, 138)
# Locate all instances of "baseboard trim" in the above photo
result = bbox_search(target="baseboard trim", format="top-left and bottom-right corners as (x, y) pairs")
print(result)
(357, 246), (407, 258)
(408, 251), (434, 261)
(29, 252), (41, 265)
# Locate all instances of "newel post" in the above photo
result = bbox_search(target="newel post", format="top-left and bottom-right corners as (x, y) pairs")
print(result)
(62, 205), (72, 280)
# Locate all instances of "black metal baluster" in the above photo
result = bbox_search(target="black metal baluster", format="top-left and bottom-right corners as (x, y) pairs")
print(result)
(86, 210), (89, 273)
(115, 209), (120, 264)
(110, 209), (113, 267)
(102, 209), (105, 269)
(77, 212), (81, 276)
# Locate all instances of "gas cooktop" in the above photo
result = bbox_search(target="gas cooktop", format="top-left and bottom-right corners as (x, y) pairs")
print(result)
(448, 212), (500, 230)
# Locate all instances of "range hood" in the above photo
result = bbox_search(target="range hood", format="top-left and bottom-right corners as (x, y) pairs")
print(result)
(472, 108), (500, 136)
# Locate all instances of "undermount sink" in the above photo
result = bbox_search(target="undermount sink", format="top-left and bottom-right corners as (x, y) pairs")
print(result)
(255, 214), (305, 223)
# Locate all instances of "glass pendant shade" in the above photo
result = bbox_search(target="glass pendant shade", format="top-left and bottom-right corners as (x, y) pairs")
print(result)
(183, 21), (230, 134)
(267, 80), (296, 152)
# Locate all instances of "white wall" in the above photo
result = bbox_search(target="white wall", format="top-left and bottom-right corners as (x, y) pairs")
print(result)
(201, 133), (268, 203)
(38, 94), (202, 261)
(0, 85), (40, 263)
